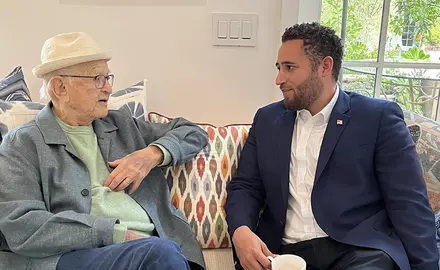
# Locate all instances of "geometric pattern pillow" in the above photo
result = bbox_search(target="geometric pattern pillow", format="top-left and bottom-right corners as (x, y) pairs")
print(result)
(436, 211), (440, 260)
(404, 109), (440, 213)
(0, 101), (45, 144)
(108, 79), (147, 120)
(148, 112), (251, 249)
(408, 124), (421, 143)
(0, 66), (32, 101)
(0, 100), (44, 142)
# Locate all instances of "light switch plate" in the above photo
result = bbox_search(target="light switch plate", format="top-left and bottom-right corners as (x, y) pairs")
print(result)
(212, 13), (258, 47)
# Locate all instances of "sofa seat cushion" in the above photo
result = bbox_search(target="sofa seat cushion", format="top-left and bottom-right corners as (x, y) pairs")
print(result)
(202, 248), (234, 270)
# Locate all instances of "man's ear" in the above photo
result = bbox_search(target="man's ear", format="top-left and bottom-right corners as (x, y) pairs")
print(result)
(320, 56), (334, 79)
(50, 77), (69, 101)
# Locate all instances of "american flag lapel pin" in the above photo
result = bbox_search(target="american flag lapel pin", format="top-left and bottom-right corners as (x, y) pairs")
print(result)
(337, 119), (343, 125)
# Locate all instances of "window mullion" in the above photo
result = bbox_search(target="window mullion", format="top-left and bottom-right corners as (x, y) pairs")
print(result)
(373, 0), (392, 98)
(339, 0), (350, 83)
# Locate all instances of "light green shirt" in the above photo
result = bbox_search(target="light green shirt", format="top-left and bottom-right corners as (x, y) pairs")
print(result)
(55, 116), (166, 243)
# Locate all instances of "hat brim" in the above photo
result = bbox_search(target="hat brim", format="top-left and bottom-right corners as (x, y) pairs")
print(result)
(32, 51), (112, 78)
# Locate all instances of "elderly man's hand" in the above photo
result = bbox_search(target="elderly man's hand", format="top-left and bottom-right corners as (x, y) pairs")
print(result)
(104, 145), (164, 194)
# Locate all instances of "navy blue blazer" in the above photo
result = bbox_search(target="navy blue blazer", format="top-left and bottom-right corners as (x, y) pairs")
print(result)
(225, 90), (438, 270)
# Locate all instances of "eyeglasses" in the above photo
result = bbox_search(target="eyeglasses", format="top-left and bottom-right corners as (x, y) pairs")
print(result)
(59, 74), (114, 89)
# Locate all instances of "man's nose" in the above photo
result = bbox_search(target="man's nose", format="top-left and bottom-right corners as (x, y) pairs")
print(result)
(102, 81), (113, 94)
(275, 71), (286, 86)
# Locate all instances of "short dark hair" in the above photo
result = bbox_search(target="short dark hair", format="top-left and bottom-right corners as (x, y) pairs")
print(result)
(282, 22), (343, 82)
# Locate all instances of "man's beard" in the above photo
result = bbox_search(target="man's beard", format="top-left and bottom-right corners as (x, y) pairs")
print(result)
(284, 72), (324, 111)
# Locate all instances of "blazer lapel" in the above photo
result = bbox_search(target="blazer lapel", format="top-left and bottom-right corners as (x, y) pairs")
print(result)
(35, 104), (119, 166)
(315, 90), (351, 182)
(93, 119), (118, 168)
(277, 109), (296, 210)
(34, 103), (78, 158)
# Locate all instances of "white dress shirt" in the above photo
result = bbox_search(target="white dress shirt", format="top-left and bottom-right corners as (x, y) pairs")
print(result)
(282, 88), (339, 244)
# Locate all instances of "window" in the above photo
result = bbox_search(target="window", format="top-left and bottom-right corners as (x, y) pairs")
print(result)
(321, 0), (440, 121)
(401, 22), (415, 47)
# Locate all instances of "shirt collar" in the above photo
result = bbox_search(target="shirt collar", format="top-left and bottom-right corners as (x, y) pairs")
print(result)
(298, 85), (339, 124)
(320, 85), (339, 124)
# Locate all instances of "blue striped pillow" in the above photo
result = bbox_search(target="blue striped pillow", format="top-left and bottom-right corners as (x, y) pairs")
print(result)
(0, 67), (32, 101)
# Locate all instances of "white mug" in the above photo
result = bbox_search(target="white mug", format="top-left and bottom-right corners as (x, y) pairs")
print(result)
(267, 255), (307, 270)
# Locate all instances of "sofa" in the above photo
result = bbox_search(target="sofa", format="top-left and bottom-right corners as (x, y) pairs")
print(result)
(1, 73), (439, 270)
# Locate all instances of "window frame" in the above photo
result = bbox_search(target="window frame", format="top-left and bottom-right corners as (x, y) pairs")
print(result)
(337, 0), (440, 120)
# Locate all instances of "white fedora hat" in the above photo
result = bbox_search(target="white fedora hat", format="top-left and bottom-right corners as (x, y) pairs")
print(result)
(32, 32), (111, 78)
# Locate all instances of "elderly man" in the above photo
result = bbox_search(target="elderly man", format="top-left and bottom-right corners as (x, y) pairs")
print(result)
(0, 32), (208, 270)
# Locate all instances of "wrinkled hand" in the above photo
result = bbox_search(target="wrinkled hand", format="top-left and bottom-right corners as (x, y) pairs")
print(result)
(232, 226), (274, 270)
(104, 146), (164, 194)
(125, 231), (146, 241)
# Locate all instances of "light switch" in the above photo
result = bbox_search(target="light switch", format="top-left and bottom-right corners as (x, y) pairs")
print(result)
(217, 21), (228, 39)
(242, 20), (252, 39)
(212, 13), (258, 47)
(230, 20), (240, 39)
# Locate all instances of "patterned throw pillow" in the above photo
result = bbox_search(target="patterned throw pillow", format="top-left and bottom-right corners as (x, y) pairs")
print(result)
(0, 67), (32, 101)
(0, 101), (44, 143)
(404, 110), (440, 212)
(108, 79), (147, 120)
(0, 80), (148, 144)
(408, 124), (421, 143)
(148, 112), (251, 249)
(436, 211), (440, 267)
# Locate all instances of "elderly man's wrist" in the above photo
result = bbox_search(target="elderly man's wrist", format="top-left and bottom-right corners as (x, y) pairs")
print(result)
(145, 145), (164, 166)
(148, 143), (172, 167)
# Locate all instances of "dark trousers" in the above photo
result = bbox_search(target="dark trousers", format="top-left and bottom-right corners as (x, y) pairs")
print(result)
(278, 237), (398, 270)
(56, 237), (191, 270)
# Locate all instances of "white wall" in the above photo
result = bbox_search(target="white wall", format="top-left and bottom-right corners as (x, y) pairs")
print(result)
(297, 0), (322, 25)
(0, 0), (285, 125)
(273, 0), (322, 102)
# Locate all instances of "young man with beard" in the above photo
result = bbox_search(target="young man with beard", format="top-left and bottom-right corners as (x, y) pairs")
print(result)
(225, 23), (438, 270)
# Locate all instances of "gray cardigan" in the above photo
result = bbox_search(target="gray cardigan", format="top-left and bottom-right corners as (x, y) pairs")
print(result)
(0, 104), (208, 270)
